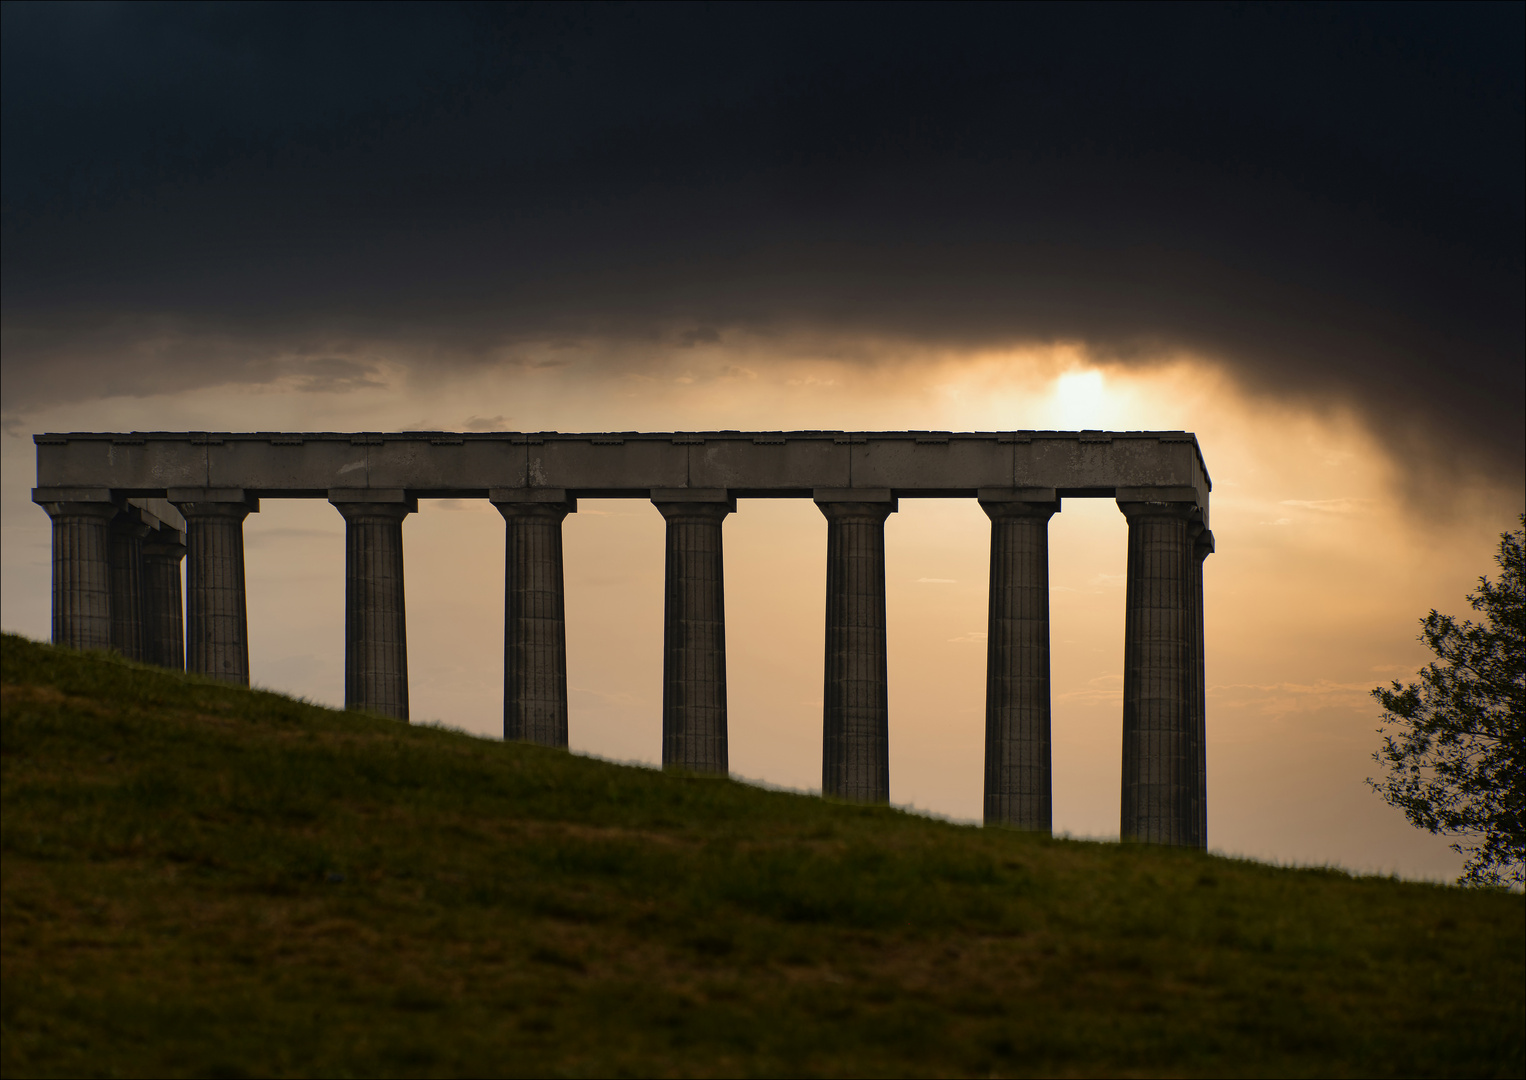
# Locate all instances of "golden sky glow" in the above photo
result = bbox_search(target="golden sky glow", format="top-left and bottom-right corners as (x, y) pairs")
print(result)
(2, 339), (1516, 881)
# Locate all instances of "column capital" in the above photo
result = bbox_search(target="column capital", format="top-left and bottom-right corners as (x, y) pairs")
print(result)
(652, 489), (735, 520)
(491, 488), (576, 521)
(328, 487), (413, 503)
(142, 524), (187, 559)
(330, 489), (417, 522)
(814, 489), (897, 523)
(979, 489), (1059, 521)
(35, 500), (121, 521)
(129, 498), (186, 533)
(168, 489), (259, 516)
(1116, 486), (1205, 526)
(1194, 527), (1216, 560)
(491, 487), (572, 503)
(814, 488), (894, 503)
(332, 503), (415, 524)
(32, 488), (122, 518)
(1116, 497), (1199, 521)
(110, 507), (155, 540)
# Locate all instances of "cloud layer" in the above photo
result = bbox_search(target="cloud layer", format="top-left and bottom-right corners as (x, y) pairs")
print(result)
(3, 4), (1520, 485)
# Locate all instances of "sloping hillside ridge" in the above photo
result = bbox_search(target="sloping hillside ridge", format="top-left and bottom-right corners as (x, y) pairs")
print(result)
(2, 633), (1521, 1078)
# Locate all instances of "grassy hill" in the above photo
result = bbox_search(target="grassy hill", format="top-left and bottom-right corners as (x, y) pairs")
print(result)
(1, 634), (1521, 1078)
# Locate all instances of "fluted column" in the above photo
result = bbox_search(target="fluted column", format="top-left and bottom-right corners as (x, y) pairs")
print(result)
(817, 490), (897, 803)
(108, 510), (151, 661)
(980, 491), (1059, 830)
(1118, 496), (1198, 846)
(142, 522), (187, 670)
(33, 489), (118, 651)
(653, 490), (734, 774)
(330, 491), (415, 721)
(493, 488), (576, 747)
(170, 489), (258, 685)
(1190, 526), (1214, 848)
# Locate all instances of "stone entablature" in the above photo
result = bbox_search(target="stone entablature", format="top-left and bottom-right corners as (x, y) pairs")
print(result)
(34, 430), (1213, 848)
(34, 430), (1210, 516)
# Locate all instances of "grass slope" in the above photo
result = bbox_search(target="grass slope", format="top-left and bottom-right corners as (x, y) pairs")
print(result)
(1, 634), (1521, 1079)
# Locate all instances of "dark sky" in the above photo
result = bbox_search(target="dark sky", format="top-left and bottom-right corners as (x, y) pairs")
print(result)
(3, 1), (1521, 484)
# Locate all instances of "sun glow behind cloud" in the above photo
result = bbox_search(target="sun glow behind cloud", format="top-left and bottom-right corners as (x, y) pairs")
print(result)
(1047, 369), (1111, 429)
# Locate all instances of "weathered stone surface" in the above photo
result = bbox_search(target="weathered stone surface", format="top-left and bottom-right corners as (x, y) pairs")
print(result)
(34, 431), (1210, 513)
(981, 497), (1059, 830)
(1117, 499), (1201, 847)
(172, 490), (258, 685)
(141, 523), (186, 670)
(1191, 526), (1215, 847)
(33, 492), (117, 651)
(331, 492), (414, 720)
(654, 494), (734, 774)
(494, 493), (575, 747)
(108, 511), (151, 661)
(819, 494), (897, 803)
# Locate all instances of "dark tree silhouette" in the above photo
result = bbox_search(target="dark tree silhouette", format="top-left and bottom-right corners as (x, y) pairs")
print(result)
(1370, 516), (1524, 887)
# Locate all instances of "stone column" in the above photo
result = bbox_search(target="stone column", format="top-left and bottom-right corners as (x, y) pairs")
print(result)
(979, 489), (1059, 830)
(816, 490), (897, 803)
(32, 488), (119, 652)
(1117, 493), (1199, 846)
(141, 522), (187, 670)
(652, 490), (734, 774)
(170, 489), (258, 685)
(1190, 526), (1214, 848)
(492, 488), (576, 747)
(330, 490), (415, 721)
(108, 509), (151, 662)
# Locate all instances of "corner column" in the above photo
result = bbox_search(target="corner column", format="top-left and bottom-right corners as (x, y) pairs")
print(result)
(492, 488), (576, 747)
(141, 520), (187, 670)
(32, 487), (119, 652)
(979, 489), (1059, 830)
(330, 490), (415, 721)
(170, 488), (259, 685)
(816, 489), (897, 803)
(1117, 491), (1199, 846)
(1190, 525), (1214, 847)
(652, 489), (734, 774)
(108, 508), (152, 662)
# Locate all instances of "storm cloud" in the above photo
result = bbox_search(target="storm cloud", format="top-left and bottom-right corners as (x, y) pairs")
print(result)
(3, 2), (1520, 482)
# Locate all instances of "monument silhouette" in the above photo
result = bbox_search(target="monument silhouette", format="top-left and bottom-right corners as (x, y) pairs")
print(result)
(34, 429), (1213, 846)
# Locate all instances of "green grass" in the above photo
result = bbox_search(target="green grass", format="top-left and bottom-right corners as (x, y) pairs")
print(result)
(1, 634), (1521, 1078)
